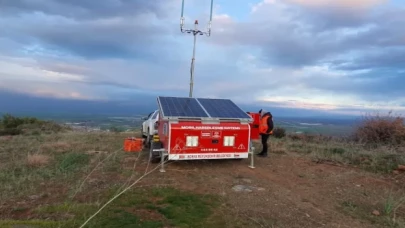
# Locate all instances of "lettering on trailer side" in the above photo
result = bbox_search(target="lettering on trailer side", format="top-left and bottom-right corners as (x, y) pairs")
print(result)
(212, 131), (221, 138)
(171, 153), (249, 160)
(201, 131), (212, 138)
(180, 126), (241, 130)
(201, 148), (218, 152)
(185, 154), (233, 159)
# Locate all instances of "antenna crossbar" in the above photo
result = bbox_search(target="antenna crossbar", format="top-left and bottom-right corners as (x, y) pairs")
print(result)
(180, 0), (214, 98)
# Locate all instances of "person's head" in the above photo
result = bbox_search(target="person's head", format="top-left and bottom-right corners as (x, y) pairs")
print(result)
(258, 109), (266, 118)
(259, 109), (273, 119)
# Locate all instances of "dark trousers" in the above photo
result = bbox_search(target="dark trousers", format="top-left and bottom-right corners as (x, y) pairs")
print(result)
(260, 134), (270, 154)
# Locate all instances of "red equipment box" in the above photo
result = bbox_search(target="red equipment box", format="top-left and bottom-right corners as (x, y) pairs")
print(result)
(152, 96), (254, 161)
(247, 112), (260, 140)
(124, 137), (143, 152)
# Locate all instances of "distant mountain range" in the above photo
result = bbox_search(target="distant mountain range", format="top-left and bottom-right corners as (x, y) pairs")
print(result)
(0, 90), (357, 120)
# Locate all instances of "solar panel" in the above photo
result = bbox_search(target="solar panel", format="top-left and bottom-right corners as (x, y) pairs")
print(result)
(196, 98), (251, 119)
(158, 96), (209, 118)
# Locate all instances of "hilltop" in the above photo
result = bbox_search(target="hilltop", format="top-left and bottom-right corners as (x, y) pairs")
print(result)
(0, 113), (404, 227)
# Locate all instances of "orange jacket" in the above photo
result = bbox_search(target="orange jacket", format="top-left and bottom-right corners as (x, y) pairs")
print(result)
(259, 115), (273, 135)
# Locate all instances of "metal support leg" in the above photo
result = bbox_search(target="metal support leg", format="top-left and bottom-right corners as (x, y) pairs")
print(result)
(248, 146), (255, 169)
(159, 151), (166, 173)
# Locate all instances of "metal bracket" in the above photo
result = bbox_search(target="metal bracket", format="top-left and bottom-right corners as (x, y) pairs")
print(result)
(152, 149), (168, 173)
(248, 146), (255, 169)
(180, 0), (213, 37)
(150, 148), (167, 172)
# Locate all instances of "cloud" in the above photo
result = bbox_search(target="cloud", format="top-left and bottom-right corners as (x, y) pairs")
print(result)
(0, 0), (173, 20)
(0, 11), (176, 59)
(211, 1), (402, 67)
(287, 0), (386, 8)
(201, 0), (405, 112)
(1, 0), (405, 117)
(0, 0), (193, 99)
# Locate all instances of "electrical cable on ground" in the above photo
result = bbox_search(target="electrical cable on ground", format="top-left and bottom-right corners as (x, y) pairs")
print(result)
(112, 148), (144, 196)
(78, 159), (170, 228)
(68, 132), (160, 227)
(62, 146), (123, 226)
(70, 147), (123, 200)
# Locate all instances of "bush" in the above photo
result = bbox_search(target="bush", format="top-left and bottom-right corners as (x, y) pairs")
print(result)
(352, 111), (405, 145)
(272, 127), (286, 138)
(0, 114), (69, 136)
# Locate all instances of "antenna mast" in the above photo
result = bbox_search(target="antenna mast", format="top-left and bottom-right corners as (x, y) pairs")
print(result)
(180, 0), (214, 98)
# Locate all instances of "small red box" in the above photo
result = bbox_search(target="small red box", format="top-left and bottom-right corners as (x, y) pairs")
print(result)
(124, 138), (143, 152)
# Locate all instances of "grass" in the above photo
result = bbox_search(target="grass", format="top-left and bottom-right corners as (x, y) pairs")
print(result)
(0, 131), (229, 228)
(0, 187), (223, 228)
(1, 113), (405, 227)
(27, 154), (52, 167)
(0, 219), (60, 228)
(266, 135), (405, 174)
(338, 191), (405, 228)
(58, 153), (90, 174)
(151, 188), (218, 227)
(0, 132), (126, 201)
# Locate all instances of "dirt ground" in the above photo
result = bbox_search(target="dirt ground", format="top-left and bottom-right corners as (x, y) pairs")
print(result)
(134, 150), (405, 228)
(1, 132), (404, 228)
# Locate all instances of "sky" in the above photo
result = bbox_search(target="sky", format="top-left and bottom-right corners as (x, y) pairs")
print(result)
(1, 0), (405, 117)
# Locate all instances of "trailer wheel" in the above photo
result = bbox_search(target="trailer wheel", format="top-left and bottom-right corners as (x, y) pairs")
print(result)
(149, 141), (162, 163)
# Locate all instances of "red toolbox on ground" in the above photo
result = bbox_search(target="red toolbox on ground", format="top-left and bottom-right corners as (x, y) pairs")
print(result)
(124, 137), (143, 152)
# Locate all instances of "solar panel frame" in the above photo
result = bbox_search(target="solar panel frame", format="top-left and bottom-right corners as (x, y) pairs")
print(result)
(196, 98), (252, 119)
(157, 96), (252, 121)
(157, 96), (209, 118)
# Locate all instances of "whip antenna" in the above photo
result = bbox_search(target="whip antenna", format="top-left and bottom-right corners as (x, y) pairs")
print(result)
(180, 0), (214, 97)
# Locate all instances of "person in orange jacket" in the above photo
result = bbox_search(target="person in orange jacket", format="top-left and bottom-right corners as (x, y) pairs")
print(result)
(257, 109), (274, 157)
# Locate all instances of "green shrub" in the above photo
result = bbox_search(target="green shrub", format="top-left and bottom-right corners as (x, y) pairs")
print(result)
(272, 127), (286, 138)
(58, 153), (90, 174)
(0, 114), (69, 136)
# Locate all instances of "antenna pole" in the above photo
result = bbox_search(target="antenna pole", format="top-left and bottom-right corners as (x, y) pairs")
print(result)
(189, 21), (198, 97)
(180, 0), (214, 98)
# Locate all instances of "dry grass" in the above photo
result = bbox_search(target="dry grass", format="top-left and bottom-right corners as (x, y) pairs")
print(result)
(0, 131), (245, 228)
(270, 112), (405, 174)
(0, 116), (404, 227)
(0, 131), (131, 202)
(270, 140), (288, 154)
(41, 141), (71, 153)
(26, 154), (51, 167)
(271, 132), (405, 174)
(352, 111), (405, 146)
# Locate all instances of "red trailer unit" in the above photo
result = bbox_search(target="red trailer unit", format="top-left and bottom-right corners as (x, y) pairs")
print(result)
(247, 112), (260, 140)
(150, 96), (254, 165)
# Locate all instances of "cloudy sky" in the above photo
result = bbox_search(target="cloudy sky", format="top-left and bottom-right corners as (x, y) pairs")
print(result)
(1, 0), (404, 116)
